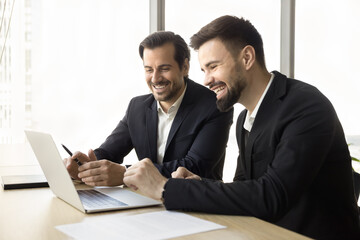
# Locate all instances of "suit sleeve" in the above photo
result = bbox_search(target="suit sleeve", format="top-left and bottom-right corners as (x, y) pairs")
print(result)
(162, 91), (349, 221)
(93, 100), (134, 164)
(154, 106), (234, 179)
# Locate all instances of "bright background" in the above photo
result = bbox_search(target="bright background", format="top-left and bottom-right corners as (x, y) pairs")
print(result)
(0, 0), (359, 182)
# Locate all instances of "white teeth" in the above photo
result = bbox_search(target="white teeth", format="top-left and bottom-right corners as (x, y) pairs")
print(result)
(214, 86), (225, 94)
(153, 85), (166, 89)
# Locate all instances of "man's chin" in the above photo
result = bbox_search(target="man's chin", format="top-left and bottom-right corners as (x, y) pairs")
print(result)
(153, 93), (170, 102)
(216, 95), (238, 112)
(216, 100), (233, 112)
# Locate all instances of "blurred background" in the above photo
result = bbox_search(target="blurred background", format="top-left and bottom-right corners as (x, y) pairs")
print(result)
(0, 0), (359, 182)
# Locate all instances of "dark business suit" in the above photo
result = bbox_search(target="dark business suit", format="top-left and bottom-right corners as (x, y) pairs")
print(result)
(163, 72), (360, 239)
(94, 79), (233, 179)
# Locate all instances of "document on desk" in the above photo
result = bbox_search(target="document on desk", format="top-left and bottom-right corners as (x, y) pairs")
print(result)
(56, 210), (226, 240)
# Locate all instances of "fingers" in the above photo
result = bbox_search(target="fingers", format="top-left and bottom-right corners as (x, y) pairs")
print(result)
(171, 167), (186, 178)
(88, 149), (97, 162)
(79, 165), (105, 186)
(78, 160), (126, 186)
(78, 160), (101, 172)
(65, 150), (102, 182)
(171, 167), (189, 179)
(123, 158), (151, 180)
(123, 174), (136, 188)
(185, 175), (202, 180)
(63, 157), (81, 180)
(143, 158), (153, 164)
(123, 158), (167, 200)
(63, 157), (72, 168)
(123, 161), (142, 188)
(171, 167), (201, 180)
(123, 164), (138, 187)
(81, 174), (108, 186)
(72, 151), (90, 165)
(78, 161), (102, 178)
(64, 156), (78, 168)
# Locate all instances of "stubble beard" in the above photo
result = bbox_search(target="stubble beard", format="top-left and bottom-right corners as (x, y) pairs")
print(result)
(151, 80), (183, 103)
(216, 67), (246, 112)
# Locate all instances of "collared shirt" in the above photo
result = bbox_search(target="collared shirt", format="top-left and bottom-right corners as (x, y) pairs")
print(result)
(156, 84), (187, 163)
(243, 73), (274, 132)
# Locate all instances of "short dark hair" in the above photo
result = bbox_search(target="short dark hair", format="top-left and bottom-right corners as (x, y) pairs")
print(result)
(139, 31), (190, 70)
(190, 15), (266, 68)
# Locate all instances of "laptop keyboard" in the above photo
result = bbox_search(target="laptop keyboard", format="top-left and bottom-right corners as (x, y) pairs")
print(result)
(77, 189), (128, 209)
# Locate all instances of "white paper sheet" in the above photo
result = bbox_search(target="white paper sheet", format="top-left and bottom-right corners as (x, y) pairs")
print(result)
(56, 210), (226, 240)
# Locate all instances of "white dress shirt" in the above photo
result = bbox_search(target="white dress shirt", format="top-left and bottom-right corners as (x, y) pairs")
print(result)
(156, 85), (187, 163)
(243, 73), (274, 132)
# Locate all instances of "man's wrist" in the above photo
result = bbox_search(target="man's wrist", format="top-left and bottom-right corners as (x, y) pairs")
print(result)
(158, 178), (168, 202)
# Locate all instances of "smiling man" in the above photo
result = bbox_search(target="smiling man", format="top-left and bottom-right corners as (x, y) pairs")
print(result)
(143, 42), (186, 112)
(123, 16), (360, 240)
(64, 31), (233, 186)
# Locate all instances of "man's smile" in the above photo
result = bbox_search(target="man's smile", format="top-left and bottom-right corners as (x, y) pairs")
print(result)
(152, 81), (170, 93)
(210, 83), (227, 99)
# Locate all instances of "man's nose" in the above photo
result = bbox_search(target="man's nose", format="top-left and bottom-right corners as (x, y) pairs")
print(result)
(204, 72), (214, 87)
(151, 70), (162, 83)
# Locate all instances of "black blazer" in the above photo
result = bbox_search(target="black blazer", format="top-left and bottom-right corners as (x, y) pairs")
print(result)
(94, 79), (233, 179)
(163, 72), (360, 239)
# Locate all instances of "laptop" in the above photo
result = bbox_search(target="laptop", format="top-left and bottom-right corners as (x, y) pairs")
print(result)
(24, 130), (161, 213)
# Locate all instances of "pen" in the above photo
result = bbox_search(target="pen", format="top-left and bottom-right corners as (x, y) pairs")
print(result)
(61, 144), (82, 166)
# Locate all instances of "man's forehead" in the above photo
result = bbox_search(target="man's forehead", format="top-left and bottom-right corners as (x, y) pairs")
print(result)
(198, 39), (229, 63)
(199, 39), (226, 54)
(144, 42), (175, 55)
(144, 43), (175, 58)
(143, 43), (180, 69)
(144, 63), (173, 68)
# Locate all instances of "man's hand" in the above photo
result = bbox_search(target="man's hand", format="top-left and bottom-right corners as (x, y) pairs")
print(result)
(171, 167), (201, 180)
(63, 149), (95, 180)
(123, 158), (167, 201)
(77, 149), (126, 186)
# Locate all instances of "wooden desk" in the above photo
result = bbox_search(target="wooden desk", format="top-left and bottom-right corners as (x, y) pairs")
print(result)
(0, 166), (311, 240)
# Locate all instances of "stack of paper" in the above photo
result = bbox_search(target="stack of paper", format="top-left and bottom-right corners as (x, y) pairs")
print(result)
(56, 210), (225, 240)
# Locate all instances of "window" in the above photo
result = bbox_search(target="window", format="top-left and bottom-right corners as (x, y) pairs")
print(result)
(295, 0), (360, 136)
(0, 0), (148, 165)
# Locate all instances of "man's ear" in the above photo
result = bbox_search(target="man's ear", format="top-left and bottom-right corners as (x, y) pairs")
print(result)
(240, 45), (256, 71)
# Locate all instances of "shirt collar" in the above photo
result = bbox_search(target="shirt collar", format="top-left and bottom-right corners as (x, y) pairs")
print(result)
(243, 73), (274, 132)
(157, 84), (187, 115)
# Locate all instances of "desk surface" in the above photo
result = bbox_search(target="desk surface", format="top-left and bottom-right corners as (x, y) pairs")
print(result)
(0, 166), (311, 240)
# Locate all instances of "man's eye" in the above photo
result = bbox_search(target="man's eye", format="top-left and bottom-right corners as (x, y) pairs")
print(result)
(145, 69), (153, 73)
(160, 68), (170, 72)
(210, 65), (217, 70)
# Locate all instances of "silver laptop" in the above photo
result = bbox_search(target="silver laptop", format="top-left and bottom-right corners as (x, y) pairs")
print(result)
(24, 130), (161, 213)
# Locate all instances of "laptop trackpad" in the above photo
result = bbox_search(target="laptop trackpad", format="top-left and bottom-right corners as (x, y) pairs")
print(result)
(95, 187), (158, 205)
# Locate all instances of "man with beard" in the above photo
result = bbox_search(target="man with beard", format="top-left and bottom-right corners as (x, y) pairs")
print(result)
(123, 16), (360, 240)
(64, 31), (233, 186)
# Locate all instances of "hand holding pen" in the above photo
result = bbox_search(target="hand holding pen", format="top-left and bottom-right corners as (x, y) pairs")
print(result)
(61, 146), (126, 186)
(61, 144), (82, 166)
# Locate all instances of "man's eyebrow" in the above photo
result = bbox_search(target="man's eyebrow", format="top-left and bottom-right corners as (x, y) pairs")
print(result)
(144, 64), (172, 68)
(158, 64), (172, 68)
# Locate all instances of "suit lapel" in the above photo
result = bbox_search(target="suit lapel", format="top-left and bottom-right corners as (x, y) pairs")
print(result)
(165, 80), (194, 152)
(146, 100), (158, 162)
(235, 111), (249, 179)
(245, 71), (287, 178)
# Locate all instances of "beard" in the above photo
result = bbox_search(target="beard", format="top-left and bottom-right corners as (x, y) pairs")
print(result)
(216, 67), (247, 112)
(151, 80), (183, 103)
